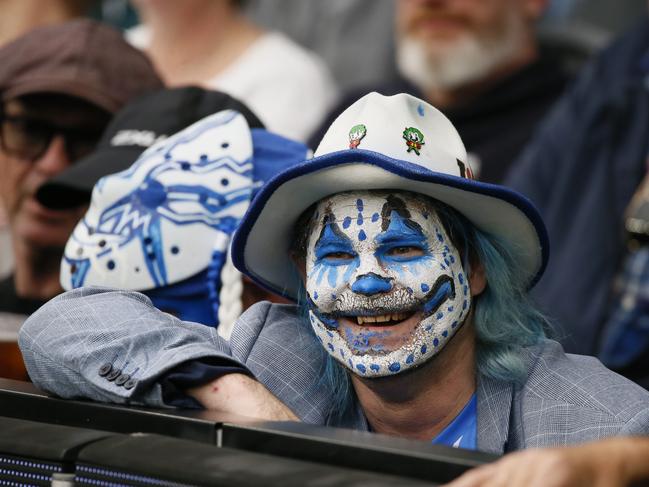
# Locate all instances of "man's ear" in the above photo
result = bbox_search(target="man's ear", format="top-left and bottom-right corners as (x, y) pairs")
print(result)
(469, 261), (486, 297)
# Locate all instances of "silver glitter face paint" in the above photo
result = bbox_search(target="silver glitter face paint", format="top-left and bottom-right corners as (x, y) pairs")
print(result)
(305, 190), (471, 377)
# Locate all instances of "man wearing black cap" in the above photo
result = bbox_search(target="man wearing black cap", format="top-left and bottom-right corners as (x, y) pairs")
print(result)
(36, 87), (264, 211)
(0, 19), (162, 377)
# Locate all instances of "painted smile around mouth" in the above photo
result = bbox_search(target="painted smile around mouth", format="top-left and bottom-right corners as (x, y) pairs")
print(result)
(354, 311), (414, 326)
(338, 311), (423, 352)
(339, 310), (421, 330)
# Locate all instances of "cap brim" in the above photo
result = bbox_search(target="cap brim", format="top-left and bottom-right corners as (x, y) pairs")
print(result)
(232, 149), (549, 301)
(3, 78), (120, 113)
(36, 146), (143, 209)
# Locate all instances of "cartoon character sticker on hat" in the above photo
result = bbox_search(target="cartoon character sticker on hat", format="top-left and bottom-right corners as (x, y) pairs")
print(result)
(403, 127), (425, 155)
(348, 124), (367, 149)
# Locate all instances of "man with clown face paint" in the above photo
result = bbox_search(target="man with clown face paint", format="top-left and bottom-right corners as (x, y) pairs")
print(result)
(20, 93), (649, 457)
(305, 191), (471, 378)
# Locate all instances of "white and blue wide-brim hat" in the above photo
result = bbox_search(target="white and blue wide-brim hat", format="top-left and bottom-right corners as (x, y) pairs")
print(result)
(232, 92), (548, 300)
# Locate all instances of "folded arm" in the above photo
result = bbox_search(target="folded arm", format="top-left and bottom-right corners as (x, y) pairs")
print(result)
(19, 287), (241, 408)
(19, 287), (329, 423)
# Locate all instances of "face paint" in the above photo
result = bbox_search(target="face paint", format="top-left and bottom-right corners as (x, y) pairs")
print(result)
(305, 190), (470, 377)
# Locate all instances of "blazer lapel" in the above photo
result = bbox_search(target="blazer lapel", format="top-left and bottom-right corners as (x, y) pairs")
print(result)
(477, 374), (514, 454)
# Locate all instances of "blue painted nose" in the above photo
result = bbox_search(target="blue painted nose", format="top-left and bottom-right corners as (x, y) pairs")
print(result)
(351, 273), (393, 295)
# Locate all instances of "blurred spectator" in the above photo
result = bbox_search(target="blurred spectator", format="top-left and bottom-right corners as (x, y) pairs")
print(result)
(0, 19), (162, 379)
(311, 0), (571, 184)
(505, 16), (649, 386)
(126, 0), (337, 142)
(0, 0), (98, 280)
(0, 0), (97, 47)
(245, 0), (646, 97)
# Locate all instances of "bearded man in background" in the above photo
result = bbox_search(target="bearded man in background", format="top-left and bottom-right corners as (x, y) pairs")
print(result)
(311, 0), (571, 184)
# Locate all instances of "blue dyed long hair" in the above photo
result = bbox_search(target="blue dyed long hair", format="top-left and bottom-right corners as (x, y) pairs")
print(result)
(292, 196), (551, 423)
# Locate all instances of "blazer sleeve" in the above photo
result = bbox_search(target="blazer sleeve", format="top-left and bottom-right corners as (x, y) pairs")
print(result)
(18, 286), (248, 408)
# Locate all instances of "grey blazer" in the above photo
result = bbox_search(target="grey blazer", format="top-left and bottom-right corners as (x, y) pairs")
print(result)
(19, 287), (649, 454)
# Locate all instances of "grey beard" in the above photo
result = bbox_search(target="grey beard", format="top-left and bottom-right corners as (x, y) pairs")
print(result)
(395, 10), (525, 92)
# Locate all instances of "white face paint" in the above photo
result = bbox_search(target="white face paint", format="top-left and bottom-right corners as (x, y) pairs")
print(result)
(305, 190), (470, 377)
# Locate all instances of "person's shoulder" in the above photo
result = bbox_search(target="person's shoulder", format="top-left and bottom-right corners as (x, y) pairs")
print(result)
(577, 19), (649, 94)
(230, 301), (324, 380)
(234, 301), (305, 339)
(238, 301), (301, 324)
(521, 339), (649, 421)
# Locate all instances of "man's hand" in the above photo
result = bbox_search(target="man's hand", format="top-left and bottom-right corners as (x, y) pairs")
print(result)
(444, 437), (649, 487)
(186, 373), (299, 422)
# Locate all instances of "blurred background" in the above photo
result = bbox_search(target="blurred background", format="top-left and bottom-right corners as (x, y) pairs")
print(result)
(0, 0), (646, 280)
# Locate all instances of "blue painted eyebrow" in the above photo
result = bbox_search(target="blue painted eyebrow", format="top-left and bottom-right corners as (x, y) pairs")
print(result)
(375, 208), (427, 245)
(375, 219), (428, 245)
(314, 224), (354, 258)
(375, 231), (427, 246)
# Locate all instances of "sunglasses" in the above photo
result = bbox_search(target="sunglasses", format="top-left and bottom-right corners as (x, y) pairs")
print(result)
(0, 114), (103, 162)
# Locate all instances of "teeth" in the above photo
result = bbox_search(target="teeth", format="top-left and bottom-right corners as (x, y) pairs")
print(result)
(357, 312), (409, 325)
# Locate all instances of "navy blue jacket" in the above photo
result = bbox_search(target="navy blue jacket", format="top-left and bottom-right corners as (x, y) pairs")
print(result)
(506, 21), (649, 357)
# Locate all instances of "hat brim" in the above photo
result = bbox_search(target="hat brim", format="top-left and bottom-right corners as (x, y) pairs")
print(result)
(231, 149), (549, 301)
(3, 78), (121, 113)
(36, 146), (143, 209)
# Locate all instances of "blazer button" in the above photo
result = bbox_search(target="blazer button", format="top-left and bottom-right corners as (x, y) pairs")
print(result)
(115, 374), (130, 386)
(98, 363), (112, 377)
(107, 369), (122, 381)
(123, 379), (137, 390)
